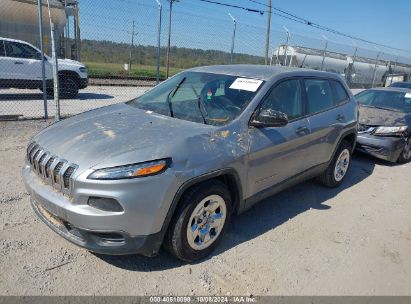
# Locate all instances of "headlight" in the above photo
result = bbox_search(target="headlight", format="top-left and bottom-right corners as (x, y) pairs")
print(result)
(374, 126), (408, 135)
(88, 159), (170, 180)
(79, 67), (87, 73)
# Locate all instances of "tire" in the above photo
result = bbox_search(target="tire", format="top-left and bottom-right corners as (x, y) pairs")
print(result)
(317, 140), (352, 188)
(164, 180), (232, 262)
(397, 137), (411, 163)
(59, 76), (79, 99)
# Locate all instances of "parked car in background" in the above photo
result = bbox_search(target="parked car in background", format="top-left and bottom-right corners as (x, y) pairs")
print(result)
(0, 37), (88, 98)
(355, 87), (411, 163)
(23, 65), (358, 262)
(389, 82), (411, 89)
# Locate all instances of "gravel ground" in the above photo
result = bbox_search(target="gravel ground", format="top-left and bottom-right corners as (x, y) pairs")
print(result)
(0, 86), (150, 119)
(1, 119), (411, 296)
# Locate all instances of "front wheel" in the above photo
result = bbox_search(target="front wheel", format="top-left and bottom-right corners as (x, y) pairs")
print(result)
(397, 137), (411, 163)
(164, 180), (232, 262)
(59, 76), (79, 99)
(317, 140), (352, 187)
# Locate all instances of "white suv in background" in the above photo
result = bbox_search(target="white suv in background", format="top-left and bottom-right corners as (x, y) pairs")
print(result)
(0, 37), (88, 98)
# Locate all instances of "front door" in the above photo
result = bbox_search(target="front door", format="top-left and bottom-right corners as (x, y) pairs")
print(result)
(3, 40), (50, 82)
(247, 78), (312, 197)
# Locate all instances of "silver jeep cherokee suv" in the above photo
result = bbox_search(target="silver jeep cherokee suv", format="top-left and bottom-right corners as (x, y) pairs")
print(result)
(23, 65), (358, 262)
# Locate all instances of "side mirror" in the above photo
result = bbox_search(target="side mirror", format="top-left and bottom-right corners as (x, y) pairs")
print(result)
(250, 109), (289, 128)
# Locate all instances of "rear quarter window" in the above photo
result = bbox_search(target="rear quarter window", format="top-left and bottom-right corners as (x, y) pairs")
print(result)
(330, 80), (349, 105)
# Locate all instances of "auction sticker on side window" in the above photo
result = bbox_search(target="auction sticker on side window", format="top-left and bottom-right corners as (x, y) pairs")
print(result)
(405, 93), (411, 98)
(229, 78), (263, 92)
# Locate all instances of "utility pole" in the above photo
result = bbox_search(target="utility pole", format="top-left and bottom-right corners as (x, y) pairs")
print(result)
(264, 0), (271, 65)
(166, 0), (178, 79)
(229, 13), (236, 64)
(38, 0), (48, 119)
(128, 20), (136, 76)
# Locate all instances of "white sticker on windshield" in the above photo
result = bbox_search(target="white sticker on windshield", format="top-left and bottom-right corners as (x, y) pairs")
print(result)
(229, 78), (263, 92)
(405, 93), (411, 98)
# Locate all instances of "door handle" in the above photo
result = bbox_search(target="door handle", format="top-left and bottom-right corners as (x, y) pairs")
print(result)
(295, 126), (308, 134)
(336, 114), (345, 121)
(14, 61), (24, 65)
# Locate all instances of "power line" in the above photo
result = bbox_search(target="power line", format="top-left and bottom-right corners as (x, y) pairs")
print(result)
(247, 0), (411, 53)
(197, 0), (411, 53)
(198, 0), (264, 14)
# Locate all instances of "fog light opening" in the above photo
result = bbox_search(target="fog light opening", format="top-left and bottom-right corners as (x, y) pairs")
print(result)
(87, 197), (124, 212)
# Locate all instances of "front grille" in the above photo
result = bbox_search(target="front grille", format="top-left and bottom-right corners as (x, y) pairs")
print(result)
(26, 141), (78, 196)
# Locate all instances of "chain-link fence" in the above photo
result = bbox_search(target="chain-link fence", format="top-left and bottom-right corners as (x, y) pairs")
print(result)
(1, 0), (411, 120)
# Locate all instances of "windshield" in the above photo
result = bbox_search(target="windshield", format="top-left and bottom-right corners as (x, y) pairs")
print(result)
(355, 90), (411, 113)
(127, 71), (264, 126)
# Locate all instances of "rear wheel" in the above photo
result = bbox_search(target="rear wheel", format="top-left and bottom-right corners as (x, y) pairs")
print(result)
(397, 137), (411, 163)
(164, 180), (232, 262)
(317, 140), (352, 187)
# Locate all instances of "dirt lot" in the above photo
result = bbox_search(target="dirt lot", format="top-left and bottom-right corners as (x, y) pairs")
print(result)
(1, 120), (411, 296)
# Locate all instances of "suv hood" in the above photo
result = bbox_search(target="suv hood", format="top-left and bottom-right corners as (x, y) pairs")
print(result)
(32, 103), (222, 172)
(359, 106), (411, 127)
(46, 56), (85, 69)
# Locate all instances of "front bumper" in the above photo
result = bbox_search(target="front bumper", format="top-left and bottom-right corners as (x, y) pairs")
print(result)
(356, 133), (406, 162)
(23, 164), (179, 255)
(79, 77), (88, 89)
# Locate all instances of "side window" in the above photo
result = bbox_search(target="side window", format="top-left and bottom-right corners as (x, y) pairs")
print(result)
(260, 79), (303, 120)
(330, 80), (349, 105)
(4, 41), (39, 59)
(304, 79), (334, 114)
(0, 41), (5, 57)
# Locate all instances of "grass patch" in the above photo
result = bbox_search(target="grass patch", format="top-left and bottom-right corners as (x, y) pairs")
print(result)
(85, 62), (183, 79)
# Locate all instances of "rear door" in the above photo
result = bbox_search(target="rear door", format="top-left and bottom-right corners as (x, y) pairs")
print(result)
(304, 78), (349, 165)
(247, 78), (311, 196)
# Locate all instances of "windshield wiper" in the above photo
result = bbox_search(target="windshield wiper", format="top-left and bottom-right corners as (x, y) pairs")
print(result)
(190, 85), (208, 124)
(166, 77), (186, 117)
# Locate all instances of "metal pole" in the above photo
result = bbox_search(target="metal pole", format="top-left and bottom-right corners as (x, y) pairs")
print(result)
(128, 20), (135, 76)
(320, 35), (328, 71)
(51, 23), (60, 121)
(75, 2), (81, 60)
(229, 13), (236, 64)
(283, 27), (290, 66)
(45, 0), (60, 120)
(347, 47), (357, 87)
(155, 0), (162, 84)
(371, 52), (381, 88)
(264, 0), (271, 65)
(38, 0), (48, 119)
(165, 0), (175, 79)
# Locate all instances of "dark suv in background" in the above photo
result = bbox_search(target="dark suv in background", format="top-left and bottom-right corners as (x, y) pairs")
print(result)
(24, 65), (358, 261)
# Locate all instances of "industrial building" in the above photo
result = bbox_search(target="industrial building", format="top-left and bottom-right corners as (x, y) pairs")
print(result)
(0, 0), (81, 60)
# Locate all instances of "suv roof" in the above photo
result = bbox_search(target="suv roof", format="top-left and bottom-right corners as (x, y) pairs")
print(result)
(371, 87), (411, 93)
(189, 64), (345, 82)
(0, 37), (31, 45)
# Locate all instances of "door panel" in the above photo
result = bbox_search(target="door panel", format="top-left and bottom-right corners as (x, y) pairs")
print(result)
(247, 118), (311, 196)
(303, 78), (346, 165)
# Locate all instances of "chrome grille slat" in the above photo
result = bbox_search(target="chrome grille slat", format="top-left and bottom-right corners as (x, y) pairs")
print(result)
(26, 142), (78, 196)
